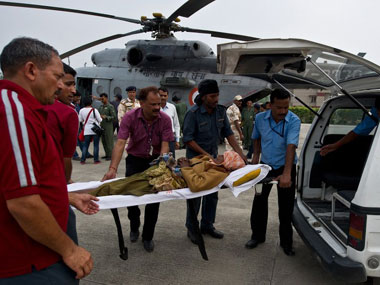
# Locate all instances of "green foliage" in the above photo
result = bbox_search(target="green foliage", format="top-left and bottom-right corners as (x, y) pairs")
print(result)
(288, 107), (365, 124)
(329, 108), (364, 125)
(289, 106), (319, 123)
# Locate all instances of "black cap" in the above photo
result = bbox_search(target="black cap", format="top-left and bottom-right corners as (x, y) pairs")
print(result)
(195, 79), (219, 106)
(115, 94), (122, 100)
(126, 86), (136, 92)
(198, 79), (219, 96)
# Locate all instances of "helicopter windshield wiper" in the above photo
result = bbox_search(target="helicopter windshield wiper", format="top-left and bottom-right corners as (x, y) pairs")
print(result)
(306, 57), (378, 123)
(60, 29), (144, 59)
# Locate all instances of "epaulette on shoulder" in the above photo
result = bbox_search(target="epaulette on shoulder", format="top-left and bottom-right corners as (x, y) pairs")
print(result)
(120, 99), (130, 107)
(217, 104), (228, 112)
(190, 105), (199, 112)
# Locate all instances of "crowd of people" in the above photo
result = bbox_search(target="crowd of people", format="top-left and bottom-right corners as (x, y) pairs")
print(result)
(0, 37), (303, 283)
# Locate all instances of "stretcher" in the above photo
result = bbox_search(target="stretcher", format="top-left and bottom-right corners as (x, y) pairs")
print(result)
(68, 164), (271, 260)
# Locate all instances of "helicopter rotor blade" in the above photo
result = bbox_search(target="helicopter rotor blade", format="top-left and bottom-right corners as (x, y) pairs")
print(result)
(60, 29), (144, 59)
(165, 0), (214, 24)
(0, 1), (141, 24)
(179, 27), (259, 41)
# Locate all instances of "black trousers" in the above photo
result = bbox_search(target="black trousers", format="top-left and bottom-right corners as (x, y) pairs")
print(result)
(66, 207), (78, 244)
(185, 192), (218, 232)
(168, 140), (176, 158)
(250, 164), (296, 247)
(126, 154), (159, 241)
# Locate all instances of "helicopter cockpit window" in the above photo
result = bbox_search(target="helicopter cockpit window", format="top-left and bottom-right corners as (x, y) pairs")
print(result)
(283, 51), (378, 87)
(192, 41), (215, 58)
(127, 48), (143, 66)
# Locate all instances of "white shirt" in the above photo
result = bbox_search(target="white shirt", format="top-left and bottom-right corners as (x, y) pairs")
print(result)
(161, 102), (180, 142)
(79, 107), (103, 135)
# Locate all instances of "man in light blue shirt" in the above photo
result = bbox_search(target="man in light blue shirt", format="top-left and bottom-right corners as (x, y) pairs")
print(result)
(246, 89), (301, 256)
(320, 97), (379, 156)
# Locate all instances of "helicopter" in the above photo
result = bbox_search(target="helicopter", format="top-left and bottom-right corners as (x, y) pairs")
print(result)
(0, 0), (277, 108)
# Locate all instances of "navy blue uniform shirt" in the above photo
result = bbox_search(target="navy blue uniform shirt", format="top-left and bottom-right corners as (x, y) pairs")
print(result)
(183, 104), (233, 159)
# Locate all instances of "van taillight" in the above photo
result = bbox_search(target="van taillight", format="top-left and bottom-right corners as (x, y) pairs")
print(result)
(348, 211), (366, 251)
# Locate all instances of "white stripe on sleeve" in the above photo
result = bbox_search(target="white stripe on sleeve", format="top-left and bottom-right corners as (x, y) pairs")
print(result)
(12, 91), (37, 185)
(2, 89), (28, 187)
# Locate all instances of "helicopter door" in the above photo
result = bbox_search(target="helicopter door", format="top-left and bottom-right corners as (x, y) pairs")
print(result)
(93, 79), (112, 97)
(77, 77), (92, 97)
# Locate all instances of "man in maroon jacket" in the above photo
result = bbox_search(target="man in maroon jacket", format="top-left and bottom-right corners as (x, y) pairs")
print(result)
(0, 37), (93, 283)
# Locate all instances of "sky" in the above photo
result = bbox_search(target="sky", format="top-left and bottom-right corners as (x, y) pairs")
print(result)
(0, 0), (380, 69)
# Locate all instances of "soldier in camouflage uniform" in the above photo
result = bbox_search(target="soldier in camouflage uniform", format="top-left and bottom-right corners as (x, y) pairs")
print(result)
(99, 93), (116, 160)
(241, 100), (256, 149)
(117, 86), (140, 124)
(225, 95), (244, 151)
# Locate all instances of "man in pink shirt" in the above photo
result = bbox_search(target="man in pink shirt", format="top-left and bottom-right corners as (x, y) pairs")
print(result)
(103, 86), (173, 252)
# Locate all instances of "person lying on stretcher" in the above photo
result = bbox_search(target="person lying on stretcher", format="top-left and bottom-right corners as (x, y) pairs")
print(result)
(89, 151), (247, 197)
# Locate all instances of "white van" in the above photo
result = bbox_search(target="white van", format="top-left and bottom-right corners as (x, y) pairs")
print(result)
(218, 38), (380, 283)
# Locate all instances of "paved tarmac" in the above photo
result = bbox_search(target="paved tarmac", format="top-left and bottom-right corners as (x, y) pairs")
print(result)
(71, 124), (349, 284)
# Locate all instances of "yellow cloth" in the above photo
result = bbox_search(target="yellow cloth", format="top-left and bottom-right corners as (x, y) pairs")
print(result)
(181, 155), (229, 192)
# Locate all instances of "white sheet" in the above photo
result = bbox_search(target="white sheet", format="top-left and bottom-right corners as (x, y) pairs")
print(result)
(68, 164), (271, 210)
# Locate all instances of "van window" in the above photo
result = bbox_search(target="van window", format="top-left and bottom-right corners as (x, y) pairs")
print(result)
(324, 108), (365, 136)
(283, 51), (378, 87)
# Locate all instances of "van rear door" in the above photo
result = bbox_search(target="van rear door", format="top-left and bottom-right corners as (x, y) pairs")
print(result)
(217, 38), (380, 94)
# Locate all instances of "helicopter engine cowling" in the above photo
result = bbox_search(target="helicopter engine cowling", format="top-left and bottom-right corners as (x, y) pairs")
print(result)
(90, 38), (217, 72)
(123, 39), (217, 71)
(91, 48), (128, 67)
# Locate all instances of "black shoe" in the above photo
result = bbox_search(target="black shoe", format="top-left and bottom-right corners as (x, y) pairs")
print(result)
(201, 228), (224, 239)
(281, 245), (295, 256)
(106, 157), (112, 161)
(130, 230), (139, 243)
(245, 239), (264, 249)
(143, 240), (154, 252)
(101, 156), (107, 159)
(187, 230), (198, 245)
(72, 157), (80, 161)
(87, 154), (94, 158)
